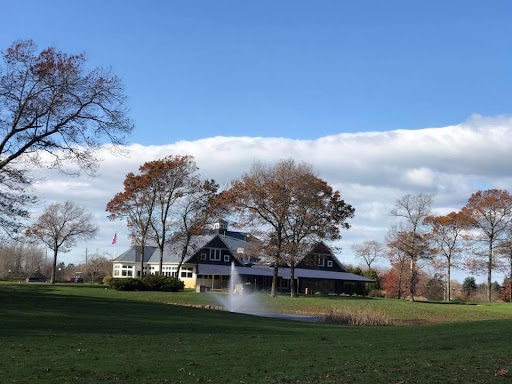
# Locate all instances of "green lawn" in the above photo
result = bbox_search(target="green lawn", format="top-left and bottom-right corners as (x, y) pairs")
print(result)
(1, 283), (512, 383)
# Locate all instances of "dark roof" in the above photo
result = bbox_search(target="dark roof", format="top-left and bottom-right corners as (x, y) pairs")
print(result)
(197, 264), (373, 282)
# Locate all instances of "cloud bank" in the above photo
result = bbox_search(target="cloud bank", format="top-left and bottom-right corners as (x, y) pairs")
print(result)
(30, 115), (512, 278)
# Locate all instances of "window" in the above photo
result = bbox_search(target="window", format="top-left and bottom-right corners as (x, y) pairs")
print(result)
(209, 249), (221, 261)
(224, 254), (230, 262)
(200, 253), (207, 261)
(318, 257), (325, 267)
(327, 260), (333, 268)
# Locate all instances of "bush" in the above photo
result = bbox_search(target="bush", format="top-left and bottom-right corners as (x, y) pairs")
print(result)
(102, 275), (113, 285)
(324, 307), (393, 326)
(141, 275), (184, 292)
(109, 275), (185, 292)
(110, 278), (145, 291)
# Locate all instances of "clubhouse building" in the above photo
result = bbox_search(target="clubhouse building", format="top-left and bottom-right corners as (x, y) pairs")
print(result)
(113, 220), (372, 294)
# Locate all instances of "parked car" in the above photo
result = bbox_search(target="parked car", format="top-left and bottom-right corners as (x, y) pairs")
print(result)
(26, 277), (46, 282)
(75, 277), (84, 283)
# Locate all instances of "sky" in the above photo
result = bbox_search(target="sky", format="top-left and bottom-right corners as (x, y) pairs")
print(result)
(2, 1), (512, 282)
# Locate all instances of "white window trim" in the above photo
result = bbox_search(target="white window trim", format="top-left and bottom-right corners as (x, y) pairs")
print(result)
(209, 248), (221, 261)
(327, 260), (333, 268)
(224, 254), (230, 262)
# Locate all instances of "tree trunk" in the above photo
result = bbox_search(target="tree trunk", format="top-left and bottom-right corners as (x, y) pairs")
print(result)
(397, 264), (403, 300)
(509, 251), (512, 303)
(50, 248), (58, 284)
(488, 240), (493, 303)
(409, 257), (415, 302)
(158, 246), (164, 276)
(447, 258), (451, 302)
(140, 244), (145, 278)
(290, 263), (297, 298)
(271, 262), (278, 297)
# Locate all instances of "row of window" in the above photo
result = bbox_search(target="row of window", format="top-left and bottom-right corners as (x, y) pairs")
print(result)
(317, 257), (333, 268)
(201, 248), (230, 262)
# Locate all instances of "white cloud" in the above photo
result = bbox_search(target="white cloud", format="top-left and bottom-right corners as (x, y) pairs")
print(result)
(28, 115), (512, 282)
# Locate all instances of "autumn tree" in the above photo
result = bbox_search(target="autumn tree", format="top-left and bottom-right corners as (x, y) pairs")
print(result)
(497, 228), (512, 303)
(141, 155), (198, 275)
(107, 155), (219, 278)
(352, 240), (384, 271)
(462, 189), (512, 302)
(425, 211), (469, 301)
(390, 193), (434, 301)
(222, 160), (295, 297)
(223, 159), (354, 297)
(0, 40), (132, 235)
(281, 163), (354, 297)
(26, 201), (97, 284)
(171, 178), (220, 276)
(106, 171), (157, 277)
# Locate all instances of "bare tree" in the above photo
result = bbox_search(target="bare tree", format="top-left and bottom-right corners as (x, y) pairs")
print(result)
(86, 253), (112, 283)
(462, 189), (512, 302)
(0, 40), (132, 235)
(390, 193), (434, 301)
(425, 211), (469, 301)
(26, 201), (97, 284)
(352, 240), (384, 271)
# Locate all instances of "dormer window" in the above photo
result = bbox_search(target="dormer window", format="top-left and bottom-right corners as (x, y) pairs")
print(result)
(318, 257), (325, 267)
(327, 260), (333, 268)
(224, 254), (230, 262)
(209, 249), (221, 261)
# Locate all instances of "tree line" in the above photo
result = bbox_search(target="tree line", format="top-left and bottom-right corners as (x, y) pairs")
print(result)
(352, 190), (512, 303)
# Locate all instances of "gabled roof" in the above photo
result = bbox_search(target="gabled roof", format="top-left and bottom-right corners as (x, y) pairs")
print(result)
(113, 233), (251, 264)
(294, 241), (347, 272)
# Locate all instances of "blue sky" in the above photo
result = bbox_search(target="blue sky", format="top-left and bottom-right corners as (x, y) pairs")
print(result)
(2, 1), (511, 144)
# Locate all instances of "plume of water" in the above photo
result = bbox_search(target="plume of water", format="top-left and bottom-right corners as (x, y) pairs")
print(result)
(213, 262), (260, 314)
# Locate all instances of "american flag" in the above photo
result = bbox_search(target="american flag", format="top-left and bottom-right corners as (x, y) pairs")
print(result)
(111, 233), (117, 245)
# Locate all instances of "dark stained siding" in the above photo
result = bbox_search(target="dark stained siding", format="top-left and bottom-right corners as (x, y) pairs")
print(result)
(295, 243), (346, 272)
(187, 236), (244, 266)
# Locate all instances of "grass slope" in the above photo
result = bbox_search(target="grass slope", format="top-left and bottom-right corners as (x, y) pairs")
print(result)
(1, 283), (511, 383)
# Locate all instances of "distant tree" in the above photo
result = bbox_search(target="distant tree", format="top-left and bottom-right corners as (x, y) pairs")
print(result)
(424, 275), (445, 301)
(462, 276), (477, 297)
(352, 240), (384, 271)
(0, 40), (132, 235)
(26, 201), (97, 284)
(496, 228), (512, 303)
(462, 189), (512, 302)
(390, 193), (434, 302)
(86, 254), (112, 283)
(425, 211), (469, 301)
(387, 227), (431, 301)
(384, 246), (408, 299)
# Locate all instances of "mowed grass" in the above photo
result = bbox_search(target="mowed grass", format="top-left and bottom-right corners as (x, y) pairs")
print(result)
(43, 284), (512, 325)
(1, 283), (511, 383)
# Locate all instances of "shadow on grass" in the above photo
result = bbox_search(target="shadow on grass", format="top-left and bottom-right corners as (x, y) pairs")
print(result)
(0, 283), (312, 339)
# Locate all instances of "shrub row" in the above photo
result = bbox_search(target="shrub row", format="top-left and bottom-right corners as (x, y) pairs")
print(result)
(109, 275), (184, 292)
